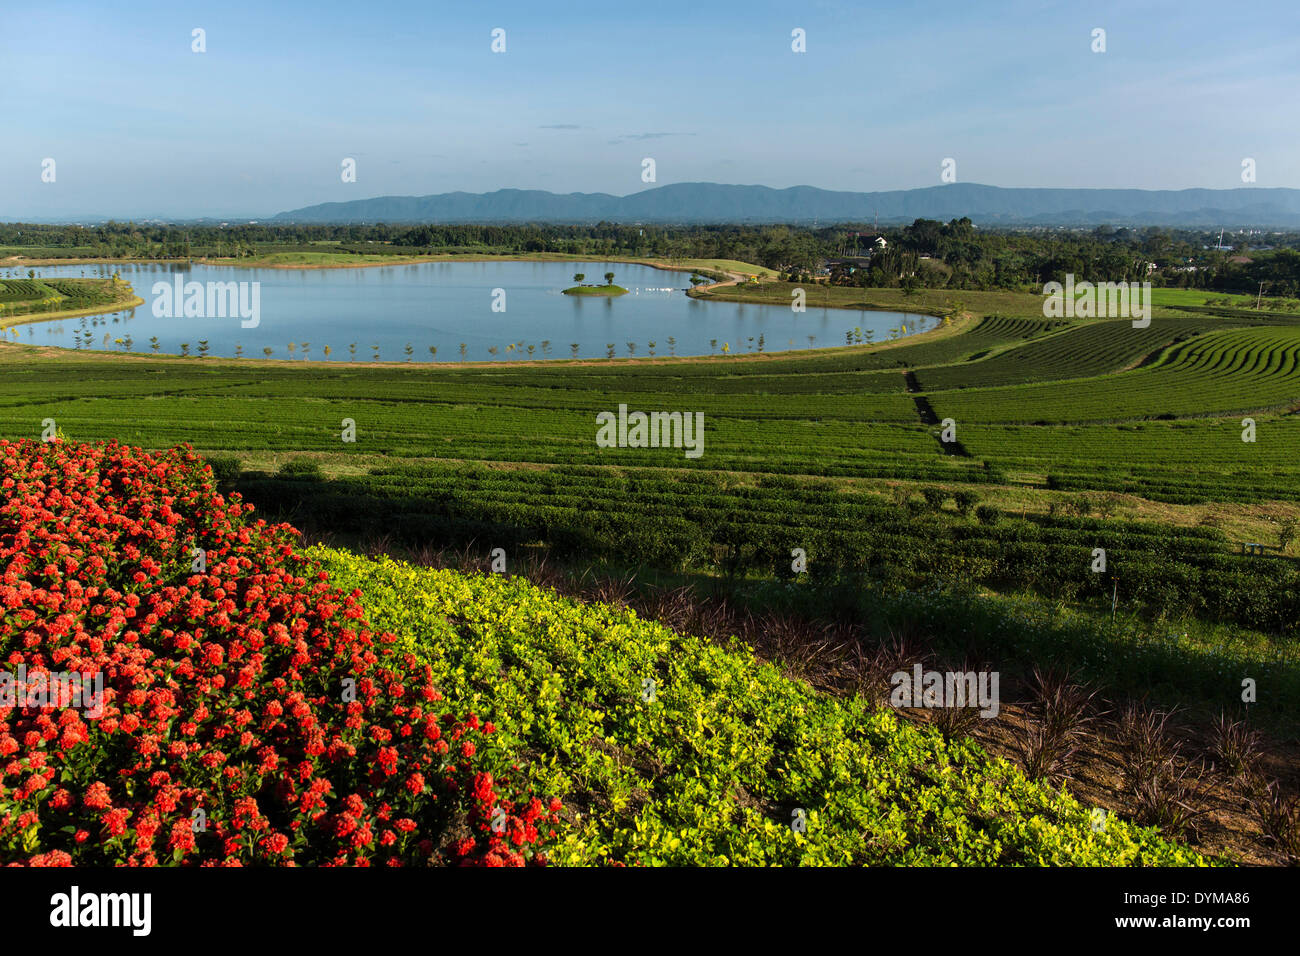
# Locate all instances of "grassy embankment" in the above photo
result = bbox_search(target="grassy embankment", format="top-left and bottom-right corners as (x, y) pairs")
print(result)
(2, 245), (783, 280)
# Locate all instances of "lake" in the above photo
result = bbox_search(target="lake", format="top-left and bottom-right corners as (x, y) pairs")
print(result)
(5, 260), (935, 361)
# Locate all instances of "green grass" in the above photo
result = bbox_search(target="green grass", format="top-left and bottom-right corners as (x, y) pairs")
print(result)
(190, 250), (780, 279)
(563, 284), (628, 296)
(1151, 287), (1300, 311)
(655, 258), (779, 277)
(690, 280), (1034, 316)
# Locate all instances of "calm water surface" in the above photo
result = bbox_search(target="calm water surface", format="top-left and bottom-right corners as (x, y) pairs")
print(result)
(6, 260), (935, 361)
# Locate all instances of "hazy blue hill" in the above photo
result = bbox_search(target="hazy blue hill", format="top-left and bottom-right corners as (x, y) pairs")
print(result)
(273, 182), (1300, 226)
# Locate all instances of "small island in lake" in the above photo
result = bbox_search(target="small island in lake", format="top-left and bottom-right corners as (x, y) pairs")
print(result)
(563, 271), (628, 296)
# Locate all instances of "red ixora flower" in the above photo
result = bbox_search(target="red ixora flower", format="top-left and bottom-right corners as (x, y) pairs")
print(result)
(82, 782), (113, 811)
(0, 439), (559, 868)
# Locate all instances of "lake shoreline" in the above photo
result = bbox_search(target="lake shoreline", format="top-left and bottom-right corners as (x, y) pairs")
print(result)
(0, 292), (145, 331)
(2, 259), (947, 361)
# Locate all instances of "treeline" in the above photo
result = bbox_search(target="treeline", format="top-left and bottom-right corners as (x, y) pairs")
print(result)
(4, 220), (1300, 294)
(0, 221), (828, 267)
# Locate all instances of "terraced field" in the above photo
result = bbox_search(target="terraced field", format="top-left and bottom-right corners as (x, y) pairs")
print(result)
(931, 326), (1300, 424)
(913, 318), (1223, 391)
(0, 276), (135, 322)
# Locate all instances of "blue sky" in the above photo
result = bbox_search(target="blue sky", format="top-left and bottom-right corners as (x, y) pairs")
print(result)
(3, 0), (1298, 219)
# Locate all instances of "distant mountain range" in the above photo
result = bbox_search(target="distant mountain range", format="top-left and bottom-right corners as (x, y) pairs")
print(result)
(272, 182), (1300, 227)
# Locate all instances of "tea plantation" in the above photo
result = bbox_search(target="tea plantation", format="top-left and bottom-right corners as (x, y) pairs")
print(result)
(2, 289), (1298, 865)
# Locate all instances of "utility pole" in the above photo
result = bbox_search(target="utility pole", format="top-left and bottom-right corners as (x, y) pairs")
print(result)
(1257, 281), (1266, 310)
(1111, 577), (1118, 623)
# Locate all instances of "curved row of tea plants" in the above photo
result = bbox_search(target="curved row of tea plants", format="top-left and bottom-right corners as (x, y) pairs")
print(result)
(0, 278), (130, 321)
(914, 318), (1225, 391)
(960, 417), (1300, 503)
(235, 461), (1300, 633)
(932, 326), (1300, 424)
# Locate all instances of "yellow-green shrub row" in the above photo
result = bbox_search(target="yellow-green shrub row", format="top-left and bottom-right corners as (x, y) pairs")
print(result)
(312, 546), (1211, 867)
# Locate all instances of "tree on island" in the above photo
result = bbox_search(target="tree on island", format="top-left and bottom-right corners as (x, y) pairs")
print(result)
(605, 271), (615, 285)
(573, 273), (585, 284)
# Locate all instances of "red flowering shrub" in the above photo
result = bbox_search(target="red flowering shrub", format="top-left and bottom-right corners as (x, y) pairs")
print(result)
(0, 439), (558, 866)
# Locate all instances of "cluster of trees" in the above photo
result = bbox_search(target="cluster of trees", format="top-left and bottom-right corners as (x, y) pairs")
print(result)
(4, 220), (1299, 296)
(831, 219), (1300, 293)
